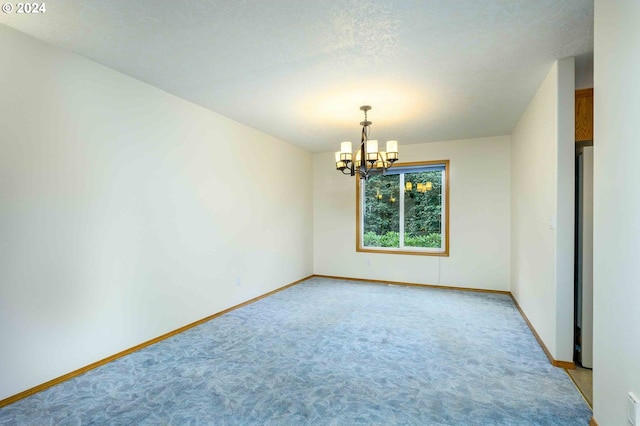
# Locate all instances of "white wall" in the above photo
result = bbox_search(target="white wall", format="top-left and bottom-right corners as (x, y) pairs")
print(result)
(555, 58), (576, 363)
(510, 59), (575, 362)
(593, 0), (640, 423)
(314, 136), (511, 291)
(0, 26), (313, 401)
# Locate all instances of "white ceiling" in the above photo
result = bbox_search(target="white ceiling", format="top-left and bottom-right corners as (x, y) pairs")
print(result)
(0, 1), (594, 152)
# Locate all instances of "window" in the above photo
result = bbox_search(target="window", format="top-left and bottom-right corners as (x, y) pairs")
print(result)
(356, 160), (449, 256)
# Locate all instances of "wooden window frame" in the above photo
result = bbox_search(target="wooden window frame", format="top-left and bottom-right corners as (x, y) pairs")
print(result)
(355, 160), (450, 256)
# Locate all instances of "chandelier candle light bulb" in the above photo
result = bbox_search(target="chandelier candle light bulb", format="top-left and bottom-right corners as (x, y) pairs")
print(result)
(366, 140), (379, 162)
(340, 141), (353, 161)
(386, 140), (398, 161)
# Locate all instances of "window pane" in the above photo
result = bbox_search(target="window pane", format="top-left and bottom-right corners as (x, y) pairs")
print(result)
(363, 174), (400, 248)
(403, 170), (443, 248)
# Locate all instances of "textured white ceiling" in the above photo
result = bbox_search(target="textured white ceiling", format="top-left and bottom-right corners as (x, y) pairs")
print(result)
(0, 0), (593, 152)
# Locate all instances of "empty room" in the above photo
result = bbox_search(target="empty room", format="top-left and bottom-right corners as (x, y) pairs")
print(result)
(1, 1), (638, 425)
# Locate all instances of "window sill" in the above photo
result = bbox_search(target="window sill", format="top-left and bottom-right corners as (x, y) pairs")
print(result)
(356, 246), (449, 257)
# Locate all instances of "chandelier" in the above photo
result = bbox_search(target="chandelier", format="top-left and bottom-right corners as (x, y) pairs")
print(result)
(335, 105), (398, 180)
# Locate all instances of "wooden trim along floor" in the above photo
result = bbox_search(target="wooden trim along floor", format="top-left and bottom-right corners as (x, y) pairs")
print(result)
(509, 294), (575, 370)
(589, 417), (598, 426)
(312, 274), (511, 295)
(1, 274), (575, 409)
(0, 275), (314, 409)
(316, 275), (574, 369)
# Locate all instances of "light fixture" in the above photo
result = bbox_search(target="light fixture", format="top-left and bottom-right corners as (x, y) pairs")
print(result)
(408, 182), (433, 193)
(335, 106), (398, 179)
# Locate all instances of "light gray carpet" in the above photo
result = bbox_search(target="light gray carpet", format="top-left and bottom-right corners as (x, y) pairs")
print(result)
(0, 277), (591, 425)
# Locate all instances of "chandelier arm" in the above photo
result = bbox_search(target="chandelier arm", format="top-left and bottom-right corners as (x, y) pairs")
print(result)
(362, 161), (375, 179)
(360, 134), (368, 176)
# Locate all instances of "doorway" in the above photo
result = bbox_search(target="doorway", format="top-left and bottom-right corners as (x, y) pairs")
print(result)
(571, 145), (594, 406)
(574, 146), (593, 368)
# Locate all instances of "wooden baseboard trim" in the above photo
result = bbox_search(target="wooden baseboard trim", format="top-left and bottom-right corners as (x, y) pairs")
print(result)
(589, 417), (598, 426)
(0, 274), (314, 409)
(315, 275), (573, 370)
(509, 294), (575, 370)
(553, 359), (576, 369)
(314, 276), (573, 369)
(311, 274), (511, 295)
(1, 274), (574, 408)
